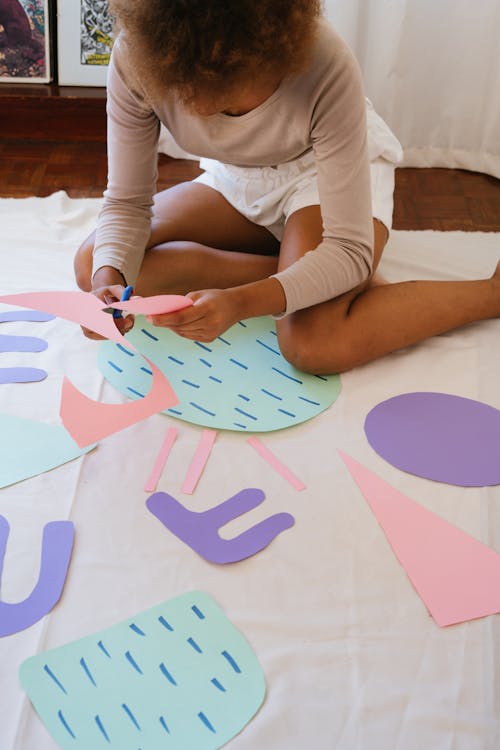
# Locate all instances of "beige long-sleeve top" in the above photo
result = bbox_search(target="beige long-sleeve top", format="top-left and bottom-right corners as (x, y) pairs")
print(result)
(93, 18), (374, 315)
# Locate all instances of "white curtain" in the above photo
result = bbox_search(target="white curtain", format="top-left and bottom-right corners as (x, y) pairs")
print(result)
(325, 0), (500, 178)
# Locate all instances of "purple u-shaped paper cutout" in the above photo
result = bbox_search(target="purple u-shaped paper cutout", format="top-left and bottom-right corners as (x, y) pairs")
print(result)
(0, 516), (74, 637)
(146, 489), (295, 564)
(0, 334), (48, 353)
(0, 311), (55, 324)
(0, 367), (47, 383)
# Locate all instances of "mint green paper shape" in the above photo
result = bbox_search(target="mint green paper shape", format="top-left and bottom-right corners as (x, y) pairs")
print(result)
(0, 413), (94, 488)
(98, 315), (341, 431)
(20, 591), (266, 750)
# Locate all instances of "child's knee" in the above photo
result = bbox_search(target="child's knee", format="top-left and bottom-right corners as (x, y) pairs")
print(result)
(73, 234), (95, 292)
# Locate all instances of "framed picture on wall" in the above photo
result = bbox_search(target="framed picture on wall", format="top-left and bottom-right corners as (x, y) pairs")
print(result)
(57, 0), (113, 86)
(0, 0), (53, 83)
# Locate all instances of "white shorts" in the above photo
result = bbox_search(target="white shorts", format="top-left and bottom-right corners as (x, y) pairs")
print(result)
(194, 99), (403, 239)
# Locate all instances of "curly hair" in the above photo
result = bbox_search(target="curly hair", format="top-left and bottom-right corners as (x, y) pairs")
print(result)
(109, 0), (322, 105)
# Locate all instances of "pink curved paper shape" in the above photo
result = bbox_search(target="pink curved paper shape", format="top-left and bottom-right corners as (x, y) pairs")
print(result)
(340, 450), (500, 627)
(108, 294), (193, 316)
(0, 291), (179, 446)
(60, 361), (178, 448)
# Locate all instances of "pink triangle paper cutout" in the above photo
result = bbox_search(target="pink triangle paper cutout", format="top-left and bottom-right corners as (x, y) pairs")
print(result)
(339, 450), (500, 627)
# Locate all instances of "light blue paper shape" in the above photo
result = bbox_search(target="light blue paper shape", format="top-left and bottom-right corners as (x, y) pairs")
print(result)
(0, 413), (94, 488)
(98, 315), (341, 431)
(20, 591), (266, 750)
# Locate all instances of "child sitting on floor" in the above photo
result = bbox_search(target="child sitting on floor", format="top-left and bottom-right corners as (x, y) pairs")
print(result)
(74, 0), (500, 374)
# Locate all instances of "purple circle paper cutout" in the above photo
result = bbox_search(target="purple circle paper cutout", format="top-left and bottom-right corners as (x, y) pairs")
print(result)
(364, 392), (500, 487)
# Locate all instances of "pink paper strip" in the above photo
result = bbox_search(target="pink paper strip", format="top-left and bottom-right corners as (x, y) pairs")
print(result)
(339, 450), (500, 627)
(144, 427), (178, 492)
(246, 437), (306, 491)
(181, 430), (217, 495)
(108, 294), (193, 316)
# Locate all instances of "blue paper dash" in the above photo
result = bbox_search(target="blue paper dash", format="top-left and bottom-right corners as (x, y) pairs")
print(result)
(44, 664), (67, 694)
(199, 358), (212, 368)
(168, 408), (182, 415)
(116, 343), (135, 356)
(256, 339), (280, 355)
(190, 402), (216, 417)
(238, 394), (250, 402)
(141, 328), (159, 341)
(209, 376), (222, 384)
(298, 396), (321, 406)
(278, 408), (296, 418)
(235, 407), (257, 421)
(217, 336), (231, 345)
(140, 366), (153, 375)
(80, 657), (97, 686)
(168, 355), (184, 365)
(129, 623), (146, 636)
(198, 711), (216, 733)
(97, 640), (111, 658)
(95, 715), (111, 743)
(221, 650), (241, 673)
(272, 367), (303, 384)
(107, 360), (123, 373)
(159, 716), (170, 734)
(261, 388), (282, 401)
(122, 703), (141, 731)
(159, 662), (177, 686)
(125, 651), (143, 674)
(211, 678), (226, 692)
(234, 423), (248, 429)
(314, 374), (328, 381)
(58, 710), (76, 739)
(158, 615), (174, 632)
(230, 358), (248, 370)
(187, 637), (202, 653)
(182, 379), (200, 389)
(191, 604), (205, 619)
(194, 341), (212, 352)
(238, 321), (247, 328)
(127, 387), (145, 398)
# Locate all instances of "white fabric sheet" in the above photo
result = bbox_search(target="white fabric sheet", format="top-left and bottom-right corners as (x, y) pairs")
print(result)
(325, 0), (500, 179)
(0, 192), (499, 750)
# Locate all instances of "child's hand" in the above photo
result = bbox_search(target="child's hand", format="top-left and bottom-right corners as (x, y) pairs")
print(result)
(83, 266), (135, 339)
(148, 288), (240, 342)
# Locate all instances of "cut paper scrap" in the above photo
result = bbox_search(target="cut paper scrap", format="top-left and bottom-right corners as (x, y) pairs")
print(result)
(147, 489), (294, 564)
(108, 294), (193, 316)
(0, 517), (74, 637)
(99, 314), (341, 432)
(339, 451), (500, 627)
(365, 392), (500, 487)
(0, 291), (180, 447)
(0, 333), (48, 353)
(20, 591), (266, 750)
(60, 360), (178, 449)
(0, 413), (94, 489)
(0, 367), (47, 384)
(0, 310), (55, 323)
(247, 436), (306, 491)
(144, 426), (178, 493)
(181, 429), (217, 495)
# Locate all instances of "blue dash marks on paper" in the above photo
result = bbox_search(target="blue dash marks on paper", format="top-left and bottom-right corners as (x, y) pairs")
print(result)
(99, 315), (341, 431)
(20, 591), (266, 750)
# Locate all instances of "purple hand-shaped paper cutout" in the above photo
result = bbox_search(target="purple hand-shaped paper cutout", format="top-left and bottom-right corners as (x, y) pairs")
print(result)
(146, 489), (295, 564)
(0, 334), (47, 353)
(0, 367), (47, 383)
(0, 516), (74, 637)
(0, 311), (55, 323)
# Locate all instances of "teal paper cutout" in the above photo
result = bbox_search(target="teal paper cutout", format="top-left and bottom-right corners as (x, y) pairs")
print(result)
(0, 413), (94, 488)
(20, 591), (266, 750)
(98, 315), (341, 431)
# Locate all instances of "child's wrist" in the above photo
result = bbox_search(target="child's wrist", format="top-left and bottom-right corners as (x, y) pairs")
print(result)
(92, 265), (127, 290)
(235, 277), (287, 319)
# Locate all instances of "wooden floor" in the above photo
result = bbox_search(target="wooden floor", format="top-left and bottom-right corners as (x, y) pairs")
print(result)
(1, 138), (499, 231)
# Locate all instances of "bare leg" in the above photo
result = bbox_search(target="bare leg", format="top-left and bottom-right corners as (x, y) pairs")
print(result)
(74, 182), (279, 293)
(276, 206), (500, 374)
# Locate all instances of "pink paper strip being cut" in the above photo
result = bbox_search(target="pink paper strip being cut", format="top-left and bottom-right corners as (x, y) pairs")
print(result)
(246, 437), (305, 491)
(108, 294), (193, 316)
(144, 427), (178, 492)
(181, 430), (217, 495)
(339, 450), (500, 627)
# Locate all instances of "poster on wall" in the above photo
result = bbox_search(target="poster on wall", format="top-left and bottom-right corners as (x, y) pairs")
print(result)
(58, 0), (113, 85)
(0, 0), (52, 83)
